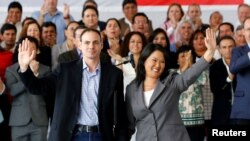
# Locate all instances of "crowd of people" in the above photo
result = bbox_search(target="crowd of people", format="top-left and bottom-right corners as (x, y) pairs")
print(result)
(0, 0), (250, 141)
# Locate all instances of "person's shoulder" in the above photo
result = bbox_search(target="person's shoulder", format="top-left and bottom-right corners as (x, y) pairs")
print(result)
(62, 59), (79, 65)
(39, 63), (51, 70)
(162, 70), (178, 84)
(118, 17), (125, 22)
(55, 9), (63, 16)
(6, 63), (19, 71)
(210, 58), (223, 69)
(103, 62), (122, 73)
(125, 79), (137, 94)
(31, 11), (40, 18)
(127, 79), (136, 87)
(232, 45), (248, 55)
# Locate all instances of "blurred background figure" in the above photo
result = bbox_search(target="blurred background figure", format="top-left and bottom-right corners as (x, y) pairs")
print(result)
(234, 25), (246, 47)
(161, 3), (184, 44)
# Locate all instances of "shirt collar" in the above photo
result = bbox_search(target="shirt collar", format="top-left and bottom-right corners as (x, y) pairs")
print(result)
(82, 59), (101, 73)
(46, 9), (60, 16)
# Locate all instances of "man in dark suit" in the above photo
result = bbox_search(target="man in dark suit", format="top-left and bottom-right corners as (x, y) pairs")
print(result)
(210, 36), (236, 126)
(18, 29), (128, 141)
(230, 17), (250, 125)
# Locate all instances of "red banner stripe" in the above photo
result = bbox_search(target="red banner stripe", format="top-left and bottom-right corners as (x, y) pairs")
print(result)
(137, 0), (244, 6)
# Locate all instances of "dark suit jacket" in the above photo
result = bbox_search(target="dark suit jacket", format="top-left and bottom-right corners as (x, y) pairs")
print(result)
(119, 17), (153, 38)
(58, 49), (80, 63)
(230, 45), (250, 119)
(19, 59), (128, 141)
(209, 59), (235, 125)
(58, 49), (111, 64)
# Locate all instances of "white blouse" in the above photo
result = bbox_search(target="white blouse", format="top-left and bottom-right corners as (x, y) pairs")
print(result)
(144, 89), (154, 108)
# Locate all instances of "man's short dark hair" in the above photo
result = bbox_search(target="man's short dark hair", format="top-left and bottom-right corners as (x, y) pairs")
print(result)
(0, 23), (17, 35)
(132, 12), (149, 24)
(8, 1), (22, 13)
(73, 25), (87, 38)
(83, 0), (98, 8)
(218, 35), (236, 47)
(122, 0), (137, 8)
(82, 5), (99, 18)
(41, 22), (57, 33)
(218, 22), (234, 33)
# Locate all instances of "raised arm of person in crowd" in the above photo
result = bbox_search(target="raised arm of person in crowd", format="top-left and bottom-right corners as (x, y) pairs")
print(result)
(18, 38), (36, 72)
(63, 3), (71, 25)
(203, 28), (217, 62)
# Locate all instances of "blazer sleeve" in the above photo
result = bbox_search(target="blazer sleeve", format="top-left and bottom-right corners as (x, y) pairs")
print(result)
(125, 84), (136, 139)
(172, 57), (211, 93)
(18, 65), (59, 96)
(209, 62), (229, 94)
(5, 66), (26, 97)
(230, 47), (250, 74)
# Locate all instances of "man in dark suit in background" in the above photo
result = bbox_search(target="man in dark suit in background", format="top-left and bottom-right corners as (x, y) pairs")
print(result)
(210, 36), (236, 126)
(18, 29), (128, 141)
(230, 17), (250, 126)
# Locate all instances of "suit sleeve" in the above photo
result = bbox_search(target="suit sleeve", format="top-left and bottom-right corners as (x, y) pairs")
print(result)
(172, 57), (210, 93)
(230, 48), (250, 74)
(125, 84), (136, 139)
(18, 65), (59, 96)
(5, 67), (26, 97)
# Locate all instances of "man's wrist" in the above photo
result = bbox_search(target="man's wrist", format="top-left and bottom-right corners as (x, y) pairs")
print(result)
(226, 76), (233, 83)
(19, 65), (28, 73)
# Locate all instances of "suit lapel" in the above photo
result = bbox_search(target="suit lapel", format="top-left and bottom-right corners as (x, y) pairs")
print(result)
(97, 61), (109, 112)
(244, 45), (250, 52)
(148, 80), (165, 108)
(136, 83), (146, 109)
(74, 60), (83, 112)
(137, 80), (166, 109)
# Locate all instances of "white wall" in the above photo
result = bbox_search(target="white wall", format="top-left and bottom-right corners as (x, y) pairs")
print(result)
(0, 0), (243, 30)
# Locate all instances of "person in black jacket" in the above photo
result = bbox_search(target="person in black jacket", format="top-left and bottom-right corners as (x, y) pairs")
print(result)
(18, 28), (128, 141)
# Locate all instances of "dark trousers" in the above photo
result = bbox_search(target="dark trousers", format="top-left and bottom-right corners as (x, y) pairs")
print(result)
(72, 131), (102, 141)
(186, 125), (205, 141)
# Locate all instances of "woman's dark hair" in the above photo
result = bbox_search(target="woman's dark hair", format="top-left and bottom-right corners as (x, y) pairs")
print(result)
(120, 31), (147, 57)
(189, 29), (206, 58)
(148, 28), (170, 51)
(135, 43), (169, 86)
(176, 45), (196, 65)
(13, 36), (40, 63)
(21, 17), (36, 27)
(105, 18), (121, 29)
(19, 20), (42, 44)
